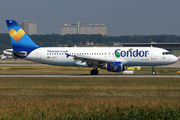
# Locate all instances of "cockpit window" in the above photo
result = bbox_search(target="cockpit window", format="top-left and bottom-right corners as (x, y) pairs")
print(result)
(162, 52), (171, 55)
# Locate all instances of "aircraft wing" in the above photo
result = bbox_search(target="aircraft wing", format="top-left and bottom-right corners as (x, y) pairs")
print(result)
(66, 53), (124, 66)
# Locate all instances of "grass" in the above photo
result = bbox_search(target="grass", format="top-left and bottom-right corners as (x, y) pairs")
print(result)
(0, 62), (41, 64)
(0, 66), (180, 118)
(0, 77), (180, 90)
(0, 77), (180, 99)
(0, 98), (180, 119)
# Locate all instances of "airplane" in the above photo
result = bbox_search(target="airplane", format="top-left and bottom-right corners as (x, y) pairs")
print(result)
(0, 54), (7, 60)
(0, 54), (13, 60)
(0, 49), (14, 60)
(5, 20), (178, 75)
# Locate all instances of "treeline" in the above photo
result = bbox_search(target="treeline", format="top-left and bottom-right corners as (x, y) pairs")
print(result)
(1, 33), (180, 52)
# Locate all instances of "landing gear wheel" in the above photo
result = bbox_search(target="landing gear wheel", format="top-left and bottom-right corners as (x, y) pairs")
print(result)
(95, 70), (99, 75)
(90, 70), (99, 75)
(151, 66), (156, 75)
(152, 71), (156, 75)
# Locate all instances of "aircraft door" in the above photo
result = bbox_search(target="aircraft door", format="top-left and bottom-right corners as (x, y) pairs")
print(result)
(36, 49), (41, 60)
(151, 49), (156, 59)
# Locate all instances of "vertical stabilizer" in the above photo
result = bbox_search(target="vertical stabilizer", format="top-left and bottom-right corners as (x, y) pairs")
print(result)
(6, 20), (40, 57)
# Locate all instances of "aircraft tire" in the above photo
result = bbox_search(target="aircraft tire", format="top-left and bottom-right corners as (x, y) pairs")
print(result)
(152, 71), (156, 75)
(90, 70), (99, 75)
(95, 70), (99, 75)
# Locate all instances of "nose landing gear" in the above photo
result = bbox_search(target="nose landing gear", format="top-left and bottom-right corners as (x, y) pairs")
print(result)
(152, 66), (156, 75)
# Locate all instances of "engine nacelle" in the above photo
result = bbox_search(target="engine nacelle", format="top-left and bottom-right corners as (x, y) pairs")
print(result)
(101, 62), (125, 72)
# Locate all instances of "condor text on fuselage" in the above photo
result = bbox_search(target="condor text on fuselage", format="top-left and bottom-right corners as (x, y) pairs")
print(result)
(115, 49), (149, 58)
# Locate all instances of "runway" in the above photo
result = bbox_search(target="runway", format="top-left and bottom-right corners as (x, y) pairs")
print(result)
(0, 74), (180, 77)
(0, 60), (180, 67)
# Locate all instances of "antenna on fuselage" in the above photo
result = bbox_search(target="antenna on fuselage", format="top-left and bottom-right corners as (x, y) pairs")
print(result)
(151, 45), (153, 47)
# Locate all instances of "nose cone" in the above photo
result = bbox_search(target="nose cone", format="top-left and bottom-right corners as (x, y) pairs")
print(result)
(171, 55), (178, 63)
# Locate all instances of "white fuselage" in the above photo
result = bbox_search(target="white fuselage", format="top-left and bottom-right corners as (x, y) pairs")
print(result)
(25, 47), (177, 67)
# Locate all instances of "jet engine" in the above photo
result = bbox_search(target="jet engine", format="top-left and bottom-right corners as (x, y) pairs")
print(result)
(101, 62), (125, 72)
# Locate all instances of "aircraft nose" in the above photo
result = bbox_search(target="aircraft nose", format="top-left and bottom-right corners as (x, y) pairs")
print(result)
(172, 55), (178, 63)
(168, 55), (178, 64)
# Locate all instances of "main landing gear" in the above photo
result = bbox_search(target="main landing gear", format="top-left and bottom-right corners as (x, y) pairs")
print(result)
(152, 66), (156, 75)
(90, 65), (99, 75)
(90, 68), (99, 75)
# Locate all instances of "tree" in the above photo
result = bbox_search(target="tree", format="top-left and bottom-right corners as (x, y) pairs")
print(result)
(67, 40), (73, 45)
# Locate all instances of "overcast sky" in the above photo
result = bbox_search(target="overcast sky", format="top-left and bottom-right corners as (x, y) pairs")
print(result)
(0, 0), (180, 36)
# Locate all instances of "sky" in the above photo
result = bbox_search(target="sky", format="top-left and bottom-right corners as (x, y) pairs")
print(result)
(0, 0), (180, 36)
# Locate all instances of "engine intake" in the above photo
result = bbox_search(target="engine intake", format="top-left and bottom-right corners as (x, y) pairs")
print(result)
(101, 62), (124, 72)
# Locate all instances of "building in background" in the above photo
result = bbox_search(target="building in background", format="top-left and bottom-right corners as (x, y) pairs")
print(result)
(20, 21), (37, 35)
(61, 22), (108, 36)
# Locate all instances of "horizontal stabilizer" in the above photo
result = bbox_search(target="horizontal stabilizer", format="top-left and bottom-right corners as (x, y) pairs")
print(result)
(4, 49), (27, 57)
